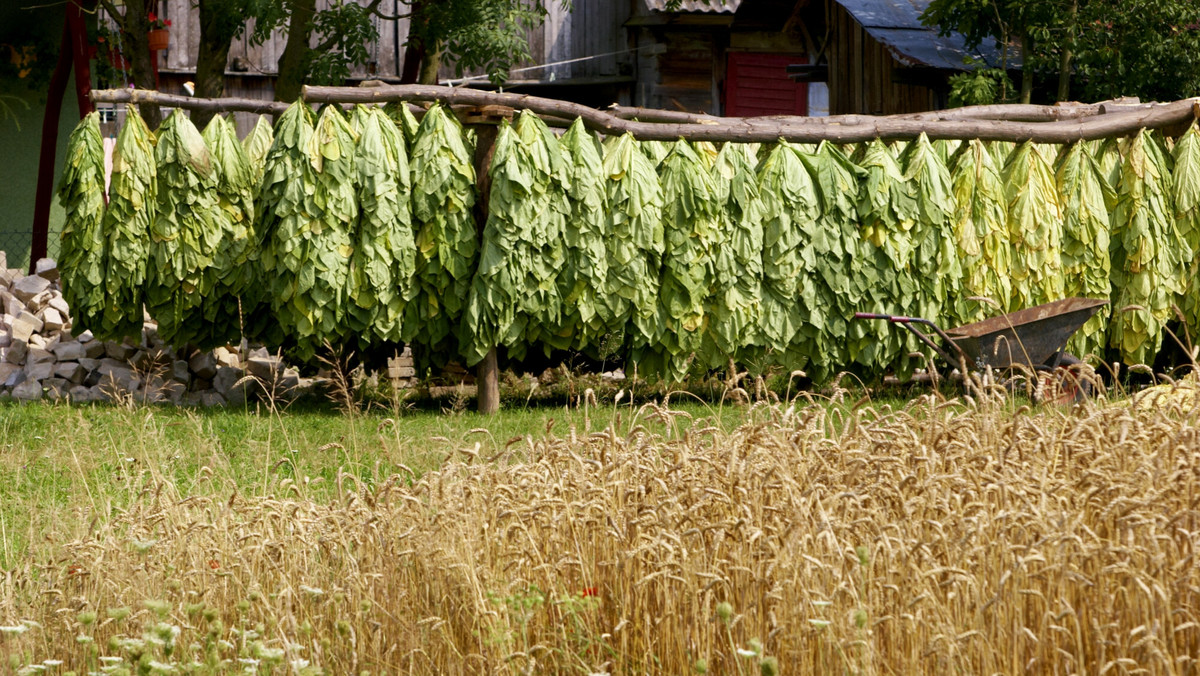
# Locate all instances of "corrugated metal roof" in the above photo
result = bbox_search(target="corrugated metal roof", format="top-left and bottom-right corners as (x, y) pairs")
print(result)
(643, 0), (742, 13)
(836, 0), (1020, 70)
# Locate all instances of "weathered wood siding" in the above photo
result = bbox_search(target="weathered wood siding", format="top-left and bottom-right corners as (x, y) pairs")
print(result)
(826, 2), (939, 115)
(137, 0), (630, 88)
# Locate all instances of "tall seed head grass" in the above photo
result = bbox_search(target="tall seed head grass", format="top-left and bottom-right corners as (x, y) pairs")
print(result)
(1, 386), (1200, 673)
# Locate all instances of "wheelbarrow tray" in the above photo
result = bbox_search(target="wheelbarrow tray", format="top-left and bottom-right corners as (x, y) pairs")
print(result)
(946, 297), (1109, 370)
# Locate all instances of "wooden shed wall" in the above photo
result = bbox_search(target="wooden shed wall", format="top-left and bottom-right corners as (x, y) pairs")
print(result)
(826, 2), (939, 115)
(126, 0), (631, 92)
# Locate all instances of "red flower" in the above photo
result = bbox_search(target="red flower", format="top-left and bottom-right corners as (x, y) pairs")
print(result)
(165, 19), (171, 27)
(208, 559), (220, 570)
(581, 586), (598, 598)
(148, 11), (157, 22)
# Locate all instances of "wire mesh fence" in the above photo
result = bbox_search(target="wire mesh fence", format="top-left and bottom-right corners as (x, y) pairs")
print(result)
(0, 226), (61, 272)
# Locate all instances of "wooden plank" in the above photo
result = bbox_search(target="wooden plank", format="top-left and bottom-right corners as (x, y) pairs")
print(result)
(545, 1), (571, 81)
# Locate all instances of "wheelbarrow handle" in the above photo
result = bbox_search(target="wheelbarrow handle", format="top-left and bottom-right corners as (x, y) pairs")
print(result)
(854, 312), (975, 373)
(853, 312), (920, 324)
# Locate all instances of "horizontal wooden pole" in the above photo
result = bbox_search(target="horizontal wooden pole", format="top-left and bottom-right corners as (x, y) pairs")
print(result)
(90, 88), (289, 115)
(305, 84), (1200, 143)
(608, 99), (1142, 124)
(91, 85), (1199, 143)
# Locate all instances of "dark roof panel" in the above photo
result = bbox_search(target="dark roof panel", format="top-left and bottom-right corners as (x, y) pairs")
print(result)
(835, 0), (1020, 70)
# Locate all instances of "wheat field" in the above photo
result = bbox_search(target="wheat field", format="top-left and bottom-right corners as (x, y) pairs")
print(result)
(1, 387), (1199, 675)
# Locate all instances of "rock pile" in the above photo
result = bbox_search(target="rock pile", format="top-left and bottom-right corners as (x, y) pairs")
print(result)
(0, 254), (418, 406)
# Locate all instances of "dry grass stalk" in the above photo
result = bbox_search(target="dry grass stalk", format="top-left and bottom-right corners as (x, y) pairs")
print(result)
(2, 388), (1200, 674)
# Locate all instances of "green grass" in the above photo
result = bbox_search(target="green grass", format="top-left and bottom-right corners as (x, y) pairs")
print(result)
(0, 395), (773, 568)
(0, 381), (960, 570)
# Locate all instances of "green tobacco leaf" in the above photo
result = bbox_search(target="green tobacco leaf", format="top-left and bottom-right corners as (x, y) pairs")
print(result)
(799, 142), (870, 382)
(557, 119), (609, 355)
(853, 139), (921, 378)
(463, 112), (568, 366)
(1110, 130), (1187, 365)
(1055, 141), (1112, 360)
(57, 112), (107, 336)
(900, 133), (964, 327)
(241, 114), (274, 183)
(600, 133), (664, 368)
(704, 142), (765, 369)
(1173, 124), (1200, 344)
(758, 142), (818, 373)
(644, 140), (720, 381)
(407, 104), (477, 365)
(258, 103), (357, 360)
(383, 101), (422, 148)
(347, 106), (416, 347)
(146, 109), (225, 348)
(951, 139), (1011, 322)
(100, 105), (156, 342)
(1002, 141), (1064, 311)
(201, 114), (259, 347)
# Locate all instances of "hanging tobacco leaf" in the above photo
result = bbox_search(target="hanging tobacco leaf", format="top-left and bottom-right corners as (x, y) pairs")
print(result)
(241, 114), (274, 183)
(462, 112), (569, 365)
(950, 139), (1012, 320)
(1002, 141), (1064, 311)
(557, 119), (609, 354)
(100, 105), (156, 342)
(347, 106), (416, 347)
(257, 103), (357, 359)
(57, 112), (107, 336)
(644, 140), (720, 381)
(704, 141), (765, 368)
(407, 104), (478, 364)
(1110, 130), (1188, 365)
(1055, 141), (1113, 360)
(599, 133), (664, 369)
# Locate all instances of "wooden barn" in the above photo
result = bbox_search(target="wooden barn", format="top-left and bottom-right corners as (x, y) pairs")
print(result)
(812, 0), (1015, 115)
(91, 0), (1011, 132)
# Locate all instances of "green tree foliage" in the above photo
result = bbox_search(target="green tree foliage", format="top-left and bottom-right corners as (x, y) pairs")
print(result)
(923, 0), (1200, 104)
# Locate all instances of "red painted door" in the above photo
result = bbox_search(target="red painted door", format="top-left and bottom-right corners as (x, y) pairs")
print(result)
(724, 52), (808, 117)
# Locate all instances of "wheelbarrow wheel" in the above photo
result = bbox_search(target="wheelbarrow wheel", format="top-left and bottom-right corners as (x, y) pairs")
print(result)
(1033, 353), (1095, 405)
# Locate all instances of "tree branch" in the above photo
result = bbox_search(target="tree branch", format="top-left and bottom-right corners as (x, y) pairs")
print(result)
(97, 0), (123, 28)
(363, 0), (410, 21)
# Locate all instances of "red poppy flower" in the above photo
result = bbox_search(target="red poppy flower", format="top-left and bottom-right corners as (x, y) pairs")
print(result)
(581, 586), (598, 598)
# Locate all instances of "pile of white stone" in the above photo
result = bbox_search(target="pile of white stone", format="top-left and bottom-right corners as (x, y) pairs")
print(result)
(0, 254), (317, 406)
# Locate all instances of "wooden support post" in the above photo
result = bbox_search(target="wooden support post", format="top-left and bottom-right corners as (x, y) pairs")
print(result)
(30, 15), (75, 273)
(466, 108), (510, 415)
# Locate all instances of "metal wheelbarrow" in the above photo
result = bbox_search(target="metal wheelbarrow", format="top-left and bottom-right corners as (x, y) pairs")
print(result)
(855, 297), (1109, 403)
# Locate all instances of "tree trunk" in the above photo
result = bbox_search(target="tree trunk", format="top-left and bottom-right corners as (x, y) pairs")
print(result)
(1019, 31), (1034, 105)
(192, 0), (239, 129)
(399, 42), (423, 84)
(399, 0), (426, 84)
(1057, 0), (1078, 102)
(275, 0), (316, 103)
(124, 0), (160, 126)
(418, 41), (441, 85)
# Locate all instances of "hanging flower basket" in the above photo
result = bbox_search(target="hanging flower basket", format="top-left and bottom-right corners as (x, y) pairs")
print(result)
(148, 28), (169, 51)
